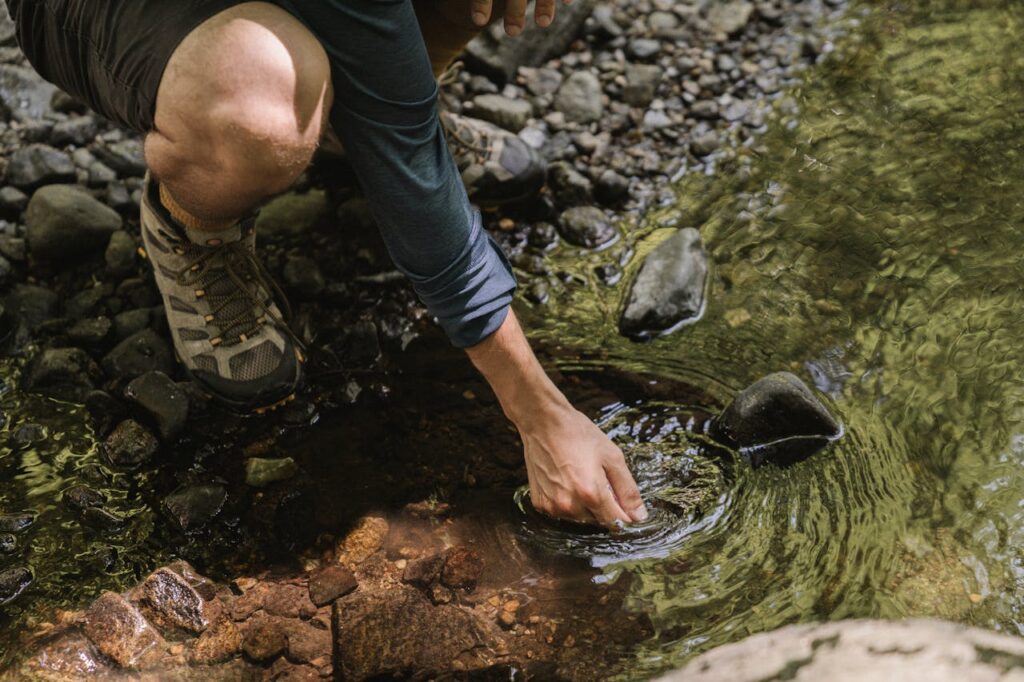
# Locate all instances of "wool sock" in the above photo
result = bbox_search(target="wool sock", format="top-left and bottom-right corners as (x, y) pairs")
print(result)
(158, 183), (235, 233)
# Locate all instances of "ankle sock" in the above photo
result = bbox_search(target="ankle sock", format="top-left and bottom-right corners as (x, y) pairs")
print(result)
(158, 183), (235, 232)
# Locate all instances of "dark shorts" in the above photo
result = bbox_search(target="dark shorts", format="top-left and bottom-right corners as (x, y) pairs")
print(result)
(5, 0), (241, 132)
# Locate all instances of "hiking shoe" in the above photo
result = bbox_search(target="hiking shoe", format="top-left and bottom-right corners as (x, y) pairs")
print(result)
(140, 176), (303, 412)
(440, 110), (545, 207)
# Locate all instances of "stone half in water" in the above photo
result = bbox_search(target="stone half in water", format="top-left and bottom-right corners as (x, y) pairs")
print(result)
(620, 227), (709, 339)
(710, 372), (842, 467)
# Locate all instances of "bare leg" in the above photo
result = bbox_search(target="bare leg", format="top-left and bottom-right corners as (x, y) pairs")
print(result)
(144, 2), (332, 225)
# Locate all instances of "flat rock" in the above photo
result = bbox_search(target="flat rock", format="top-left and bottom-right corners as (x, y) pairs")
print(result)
(659, 619), (1024, 682)
(83, 591), (162, 669)
(102, 328), (174, 382)
(123, 371), (189, 440)
(163, 484), (227, 532)
(244, 457), (298, 488)
(620, 228), (708, 338)
(101, 419), (159, 468)
(558, 206), (618, 249)
(136, 567), (210, 634)
(308, 565), (358, 607)
(191, 617), (242, 665)
(470, 94), (533, 132)
(23, 347), (103, 401)
(243, 614), (287, 661)
(26, 184), (122, 261)
(710, 372), (841, 467)
(0, 565), (32, 605)
(7, 145), (75, 190)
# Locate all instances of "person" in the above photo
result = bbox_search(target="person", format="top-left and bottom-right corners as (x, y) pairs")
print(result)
(5, 0), (648, 528)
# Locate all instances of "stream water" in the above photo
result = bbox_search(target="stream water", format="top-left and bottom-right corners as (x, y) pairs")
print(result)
(2, 0), (1023, 678)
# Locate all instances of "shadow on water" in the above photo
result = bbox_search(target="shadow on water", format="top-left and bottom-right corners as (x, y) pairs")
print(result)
(2, 0), (1024, 678)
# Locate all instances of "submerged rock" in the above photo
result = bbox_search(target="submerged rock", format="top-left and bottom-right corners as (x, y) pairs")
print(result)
(190, 617), (242, 665)
(136, 567), (210, 634)
(711, 372), (841, 467)
(101, 419), (159, 468)
(83, 591), (162, 669)
(244, 457), (298, 488)
(441, 546), (485, 591)
(0, 511), (34, 532)
(63, 484), (106, 512)
(0, 534), (16, 553)
(80, 507), (126, 532)
(308, 565), (358, 607)
(559, 206), (618, 249)
(23, 347), (103, 401)
(620, 228), (708, 339)
(0, 565), (32, 605)
(163, 484), (227, 532)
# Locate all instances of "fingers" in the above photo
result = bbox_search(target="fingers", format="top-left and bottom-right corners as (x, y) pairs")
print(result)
(605, 454), (648, 523)
(503, 0), (528, 36)
(471, 0), (493, 27)
(534, 0), (557, 28)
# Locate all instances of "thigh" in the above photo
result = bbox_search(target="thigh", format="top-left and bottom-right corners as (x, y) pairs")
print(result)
(7, 0), (243, 132)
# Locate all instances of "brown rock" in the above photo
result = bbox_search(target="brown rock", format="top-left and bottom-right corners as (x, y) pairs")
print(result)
(264, 583), (317, 619)
(498, 610), (516, 629)
(284, 620), (332, 664)
(28, 631), (110, 677)
(441, 546), (485, 591)
(338, 516), (389, 565)
(136, 567), (210, 634)
(270, 659), (323, 681)
(429, 584), (453, 605)
(401, 553), (445, 588)
(332, 586), (495, 680)
(230, 582), (267, 621)
(191, 617), (242, 665)
(83, 591), (162, 668)
(307, 565), (358, 607)
(243, 615), (287, 662)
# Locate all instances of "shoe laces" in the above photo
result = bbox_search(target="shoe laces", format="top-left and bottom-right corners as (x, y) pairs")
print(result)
(437, 61), (493, 165)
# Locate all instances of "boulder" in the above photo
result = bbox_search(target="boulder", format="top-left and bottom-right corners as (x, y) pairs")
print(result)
(710, 372), (841, 467)
(163, 484), (227, 532)
(25, 184), (122, 261)
(558, 206), (618, 249)
(23, 347), (103, 401)
(101, 420), (159, 468)
(7, 145), (76, 190)
(83, 591), (162, 669)
(0, 565), (32, 605)
(554, 71), (604, 123)
(620, 228), (708, 338)
(123, 371), (189, 440)
(102, 328), (174, 382)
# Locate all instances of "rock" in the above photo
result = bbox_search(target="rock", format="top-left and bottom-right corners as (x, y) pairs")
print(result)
(643, 110), (673, 130)
(706, 1), (754, 35)
(554, 71), (604, 123)
(308, 565), (358, 607)
(102, 328), (174, 382)
(401, 553), (445, 588)
(284, 619), (332, 665)
(0, 186), (28, 216)
(65, 284), (111, 320)
(136, 567), (210, 634)
(23, 347), (103, 401)
(243, 615), (287, 661)
(0, 566), (32, 605)
(558, 206), (618, 249)
(163, 484), (227, 532)
(191, 617), (242, 664)
(85, 390), (127, 437)
(0, 512), (34, 532)
(83, 591), (162, 669)
(441, 546), (484, 591)
(282, 256), (325, 298)
(623, 64), (662, 107)
(50, 116), (99, 146)
(470, 94), (533, 132)
(25, 184), (123, 261)
(25, 631), (110, 678)
(659, 619), (1024, 682)
(595, 169), (630, 205)
(710, 372), (841, 467)
(332, 586), (494, 680)
(92, 139), (146, 177)
(6, 145), (76, 190)
(244, 457), (298, 488)
(0, 236), (27, 262)
(105, 230), (136, 276)
(463, 0), (597, 82)
(691, 132), (721, 157)
(627, 38), (661, 61)
(4, 283), (58, 329)
(101, 420), (159, 468)
(547, 161), (593, 207)
(255, 189), (329, 240)
(337, 516), (389, 566)
(339, 320), (381, 368)
(124, 371), (189, 440)
(0, 65), (57, 121)
(112, 308), (152, 341)
(81, 506), (127, 532)
(620, 228), (708, 338)
(0, 534), (15, 553)
(63, 484), (106, 512)
(67, 317), (113, 349)
(264, 583), (317, 619)
(690, 100), (720, 120)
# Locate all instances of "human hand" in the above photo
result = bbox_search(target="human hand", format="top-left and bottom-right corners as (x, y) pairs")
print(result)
(517, 400), (648, 527)
(471, 0), (570, 36)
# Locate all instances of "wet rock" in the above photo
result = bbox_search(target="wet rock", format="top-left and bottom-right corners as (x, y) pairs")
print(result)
(63, 484), (106, 512)
(10, 423), (45, 450)
(65, 284), (111, 320)
(23, 347), (103, 401)
(27, 632), (109, 678)
(0, 511), (34, 532)
(547, 161), (593, 207)
(104, 230), (137, 276)
(112, 308), (152, 341)
(0, 534), (16, 553)
(710, 372), (842, 467)
(463, 0), (597, 82)
(102, 328), (174, 381)
(81, 506), (126, 532)
(163, 484), (227, 532)
(6, 145), (75, 190)
(402, 553), (445, 588)
(92, 139), (146, 177)
(623, 64), (662, 108)
(308, 565), (358, 607)
(0, 65), (57, 121)
(101, 419), (159, 469)
(337, 516), (389, 566)
(136, 567), (210, 634)
(333, 586), (494, 680)
(124, 371), (189, 440)
(706, 0), (754, 35)
(67, 316), (113, 349)
(85, 389), (127, 437)
(441, 546), (484, 591)
(620, 228), (708, 338)
(0, 186), (28, 216)
(528, 221), (559, 250)
(25, 184), (122, 261)
(243, 615), (287, 661)
(595, 169), (630, 205)
(264, 583), (317, 619)
(83, 591), (162, 668)
(339, 320), (381, 368)
(4, 283), (58, 329)
(244, 456), (298, 488)
(555, 71), (604, 123)
(255, 189), (329, 240)
(0, 566), (32, 605)
(559, 206), (618, 249)
(191, 617), (242, 664)
(282, 255), (325, 298)
(50, 116), (99, 146)
(284, 619), (332, 665)
(470, 94), (532, 132)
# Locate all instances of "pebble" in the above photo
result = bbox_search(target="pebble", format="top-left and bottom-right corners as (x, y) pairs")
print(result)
(101, 419), (159, 469)
(0, 565), (33, 605)
(5, 144), (75, 189)
(623, 64), (662, 108)
(162, 484), (227, 532)
(244, 457), (299, 488)
(470, 94), (533, 132)
(691, 132), (721, 157)
(554, 71), (604, 123)
(558, 206), (619, 249)
(307, 565), (358, 607)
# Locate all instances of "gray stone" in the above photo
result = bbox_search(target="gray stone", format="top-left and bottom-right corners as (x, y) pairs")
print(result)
(559, 206), (618, 249)
(26, 184), (122, 261)
(690, 100), (720, 120)
(547, 161), (593, 207)
(470, 94), (533, 132)
(706, 1), (754, 35)
(255, 189), (329, 240)
(0, 65), (57, 122)
(659, 619), (1024, 682)
(92, 139), (146, 177)
(627, 38), (662, 60)
(0, 566), (32, 606)
(67, 316), (113, 348)
(710, 372), (841, 467)
(0, 2), (13, 45)
(643, 110), (673, 130)
(7, 145), (75, 190)
(0, 186), (28, 215)
(691, 132), (720, 157)
(102, 328), (174, 381)
(163, 484), (227, 532)
(112, 309), (152, 341)
(554, 71), (605, 124)
(50, 116), (99, 147)
(620, 228), (708, 338)
(595, 169), (630, 205)
(623, 64), (662, 107)
(105, 230), (137, 276)
(23, 347), (103, 401)
(244, 457), (299, 488)
(101, 420), (159, 469)
(124, 371), (189, 441)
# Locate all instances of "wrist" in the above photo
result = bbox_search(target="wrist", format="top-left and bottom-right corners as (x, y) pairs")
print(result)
(500, 364), (571, 428)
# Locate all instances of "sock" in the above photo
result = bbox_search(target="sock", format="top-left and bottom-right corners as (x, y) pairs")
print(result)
(158, 183), (236, 233)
